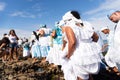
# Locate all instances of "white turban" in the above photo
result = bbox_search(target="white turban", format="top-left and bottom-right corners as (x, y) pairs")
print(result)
(101, 27), (109, 31)
(62, 11), (83, 24)
(58, 20), (65, 27)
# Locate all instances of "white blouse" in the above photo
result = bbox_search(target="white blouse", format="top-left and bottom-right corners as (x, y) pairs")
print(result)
(9, 35), (18, 43)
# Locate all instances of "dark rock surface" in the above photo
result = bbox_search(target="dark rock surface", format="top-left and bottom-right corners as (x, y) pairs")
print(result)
(0, 58), (64, 80)
(0, 57), (120, 80)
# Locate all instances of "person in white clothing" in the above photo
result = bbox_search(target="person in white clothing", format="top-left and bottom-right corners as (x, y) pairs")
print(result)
(59, 11), (101, 80)
(104, 11), (120, 75)
(8, 29), (19, 61)
(101, 27), (114, 52)
(46, 25), (63, 66)
(30, 31), (41, 63)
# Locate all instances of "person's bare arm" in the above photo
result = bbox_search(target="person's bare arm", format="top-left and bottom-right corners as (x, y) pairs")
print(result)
(65, 26), (76, 59)
(62, 40), (67, 51)
(92, 32), (99, 42)
(0, 43), (6, 49)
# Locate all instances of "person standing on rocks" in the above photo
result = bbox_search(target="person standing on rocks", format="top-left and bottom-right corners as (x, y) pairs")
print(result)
(8, 29), (19, 61)
(0, 33), (10, 62)
(59, 11), (101, 80)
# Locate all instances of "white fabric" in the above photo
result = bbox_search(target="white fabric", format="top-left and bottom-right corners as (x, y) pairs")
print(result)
(59, 32), (69, 65)
(46, 44), (62, 65)
(105, 21), (120, 70)
(23, 48), (30, 57)
(18, 39), (23, 46)
(70, 23), (101, 65)
(60, 21), (101, 80)
(39, 36), (50, 46)
(101, 27), (108, 31)
(107, 31), (114, 47)
(9, 35), (18, 43)
(96, 31), (104, 50)
(72, 62), (100, 80)
(105, 50), (117, 67)
(114, 21), (120, 48)
(30, 40), (40, 58)
(39, 28), (51, 35)
(60, 11), (101, 79)
(62, 11), (83, 24)
(58, 20), (65, 27)
(69, 21), (101, 80)
(30, 34), (36, 42)
(59, 29), (77, 80)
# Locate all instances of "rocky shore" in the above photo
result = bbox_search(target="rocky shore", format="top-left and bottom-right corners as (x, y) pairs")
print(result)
(0, 57), (120, 80)
(0, 57), (64, 80)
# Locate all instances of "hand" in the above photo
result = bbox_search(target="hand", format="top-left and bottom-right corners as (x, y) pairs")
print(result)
(65, 54), (70, 59)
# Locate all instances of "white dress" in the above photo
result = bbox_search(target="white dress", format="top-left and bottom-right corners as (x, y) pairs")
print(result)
(39, 36), (50, 57)
(31, 40), (41, 58)
(60, 31), (76, 80)
(46, 35), (63, 65)
(70, 22), (101, 80)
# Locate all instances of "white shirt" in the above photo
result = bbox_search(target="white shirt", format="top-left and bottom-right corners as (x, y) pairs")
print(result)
(114, 20), (120, 48)
(9, 35), (17, 43)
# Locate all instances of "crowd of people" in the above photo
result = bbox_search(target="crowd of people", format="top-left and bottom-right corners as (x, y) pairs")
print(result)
(0, 10), (120, 80)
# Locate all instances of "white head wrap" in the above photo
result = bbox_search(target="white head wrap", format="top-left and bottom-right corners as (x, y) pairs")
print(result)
(62, 11), (83, 24)
(101, 27), (109, 31)
(58, 20), (65, 27)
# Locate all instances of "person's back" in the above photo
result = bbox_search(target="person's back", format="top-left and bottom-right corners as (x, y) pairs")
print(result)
(0, 36), (10, 61)
(0, 37), (10, 49)
(2, 37), (10, 45)
(59, 11), (101, 80)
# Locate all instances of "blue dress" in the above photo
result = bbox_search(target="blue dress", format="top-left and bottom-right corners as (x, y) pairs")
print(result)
(31, 40), (41, 58)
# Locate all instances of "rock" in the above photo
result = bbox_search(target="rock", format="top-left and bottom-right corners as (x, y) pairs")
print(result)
(0, 58), (64, 80)
(1, 56), (120, 80)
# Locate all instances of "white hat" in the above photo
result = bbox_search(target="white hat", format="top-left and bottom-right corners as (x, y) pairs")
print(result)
(101, 27), (109, 31)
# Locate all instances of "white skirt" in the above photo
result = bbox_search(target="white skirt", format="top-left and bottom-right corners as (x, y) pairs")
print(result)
(70, 42), (101, 79)
(71, 42), (101, 65)
(72, 62), (100, 80)
(46, 44), (62, 65)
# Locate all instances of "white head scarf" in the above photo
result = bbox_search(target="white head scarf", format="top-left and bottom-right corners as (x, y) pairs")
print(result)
(58, 20), (65, 27)
(62, 11), (83, 24)
(101, 27), (109, 31)
(58, 11), (83, 29)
